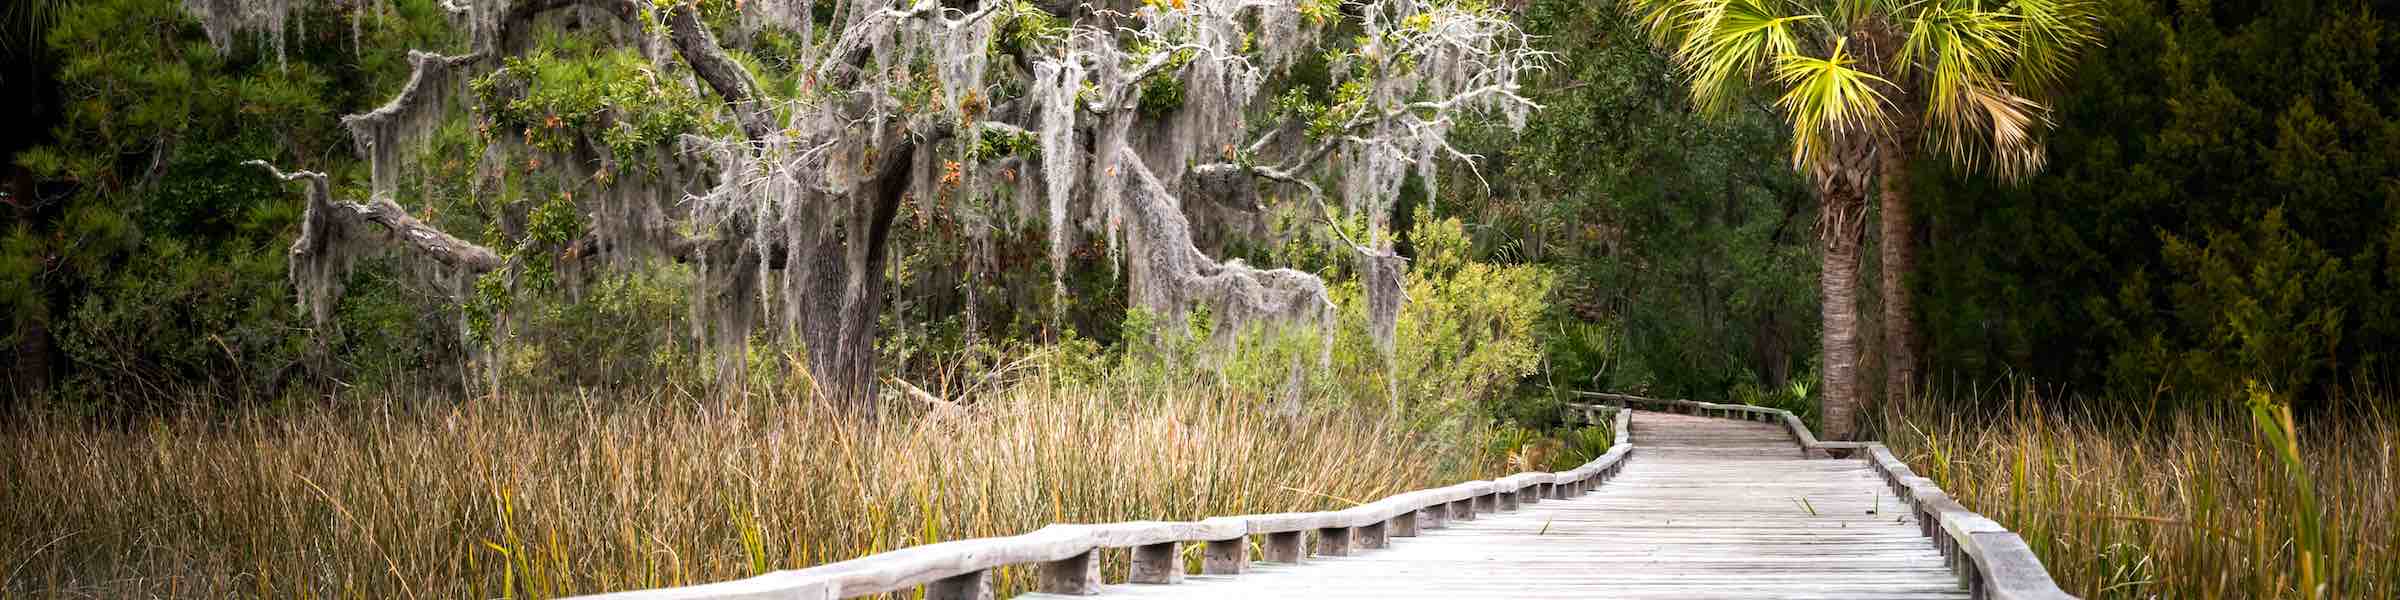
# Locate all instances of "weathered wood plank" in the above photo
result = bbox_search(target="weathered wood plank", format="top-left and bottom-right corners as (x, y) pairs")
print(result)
(1572, 395), (2075, 600)
(576, 401), (2064, 600)
(1079, 410), (1974, 599)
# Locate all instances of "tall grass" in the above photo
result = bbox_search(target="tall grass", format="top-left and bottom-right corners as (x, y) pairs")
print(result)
(1, 382), (1503, 599)
(1876, 387), (2399, 598)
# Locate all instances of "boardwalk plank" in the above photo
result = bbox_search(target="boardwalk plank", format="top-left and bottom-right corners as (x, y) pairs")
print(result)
(1054, 411), (1968, 599)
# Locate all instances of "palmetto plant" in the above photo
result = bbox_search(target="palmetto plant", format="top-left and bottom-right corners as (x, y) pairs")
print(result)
(0, 0), (64, 58)
(1627, 0), (2100, 439)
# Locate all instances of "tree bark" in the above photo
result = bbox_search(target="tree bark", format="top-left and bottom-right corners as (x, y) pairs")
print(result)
(1811, 141), (1874, 441)
(1877, 139), (1918, 408)
(820, 133), (918, 417)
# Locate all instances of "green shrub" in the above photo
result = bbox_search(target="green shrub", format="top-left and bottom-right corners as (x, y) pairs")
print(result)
(2100, 209), (2360, 407)
(1099, 217), (1550, 441)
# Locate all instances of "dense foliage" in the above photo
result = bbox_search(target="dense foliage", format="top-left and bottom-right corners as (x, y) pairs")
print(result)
(1916, 0), (2400, 411)
(4, 0), (2396, 422)
(1440, 0), (1820, 415)
(0, 0), (1554, 423)
(4, 0), (454, 412)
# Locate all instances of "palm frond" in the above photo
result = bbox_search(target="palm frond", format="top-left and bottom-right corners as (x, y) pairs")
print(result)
(1676, 0), (1830, 114)
(2005, 0), (2103, 92)
(1827, 0), (1899, 30)
(1626, 0), (2099, 180)
(1, 0), (66, 58)
(1897, 0), (2095, 179)
(1926, 80), (2048, 180)
(1771, 38), (1894, 168)
(1628, 0), (1705, 48)
(1900, 0), (2016, 129)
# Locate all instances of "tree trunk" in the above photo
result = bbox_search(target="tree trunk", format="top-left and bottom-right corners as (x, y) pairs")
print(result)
(1818, 198), (1866, 441)
(9, 316), (49, 407)
(793, 135), (919, 417)
(1877, 140), (1918, 408)
(1812, 143), (1874, 441)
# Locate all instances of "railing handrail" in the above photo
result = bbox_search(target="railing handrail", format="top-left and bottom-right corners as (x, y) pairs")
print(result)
(570, 408), (1636, 600)
(1567, 391), (2077, 600)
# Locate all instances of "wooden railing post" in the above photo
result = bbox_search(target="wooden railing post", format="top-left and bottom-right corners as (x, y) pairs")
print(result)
(927, 569), (993, 600)
(1129, 541), (1183, 584)
(1315, 527), (1354, 556)
(1417, 505), (1446, 530)
(1968, 565), (1988, 600)
(1202, 538), (1249, 575)
(1392, 511), (1420, 537)
(1918, 504), (1936, 539)
(1357, 520), (1390, 549)
(1039, 549), (1103, 595)
(1264, 531), (1305, 563)
(1946, 536), (1968, 589)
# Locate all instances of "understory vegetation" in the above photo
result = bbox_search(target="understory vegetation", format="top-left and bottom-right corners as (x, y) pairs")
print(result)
(1, 374), (1618, 599)
(1879, 387), (2400, 599)
(1, 208), (1577, 597)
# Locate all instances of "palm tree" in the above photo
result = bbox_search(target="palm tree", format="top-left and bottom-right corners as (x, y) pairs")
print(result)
(1627, 0), (2099, 438)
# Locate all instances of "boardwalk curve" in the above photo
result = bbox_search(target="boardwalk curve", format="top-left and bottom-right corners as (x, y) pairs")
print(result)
(569, 394), (2072, 600)
(1023, 411), (1961, 599)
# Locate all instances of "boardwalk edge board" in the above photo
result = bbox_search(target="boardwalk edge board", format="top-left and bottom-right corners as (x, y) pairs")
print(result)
(1570, 391), (2077, 600)
(565, 410), (1637, 600)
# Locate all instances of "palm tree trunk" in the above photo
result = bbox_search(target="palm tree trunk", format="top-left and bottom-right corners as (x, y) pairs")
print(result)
(1877, 140), (1918, 409)
(1812, 148), (1873, 441)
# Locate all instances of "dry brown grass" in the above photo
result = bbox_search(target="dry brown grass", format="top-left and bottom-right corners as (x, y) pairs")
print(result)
(0, 383), (1499, 599)
(1877, 392), (2400, 599)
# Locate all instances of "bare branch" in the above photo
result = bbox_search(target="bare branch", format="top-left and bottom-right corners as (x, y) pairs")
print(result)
(248, 160), (505, 274)
(663, 4), (777, 141)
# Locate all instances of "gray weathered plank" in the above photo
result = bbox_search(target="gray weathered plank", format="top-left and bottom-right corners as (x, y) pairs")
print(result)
(578, 401), (2071, 600)
(1035, 411), (1970, 599)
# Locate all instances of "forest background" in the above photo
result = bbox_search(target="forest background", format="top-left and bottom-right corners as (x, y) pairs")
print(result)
(2, 0), (2397, 598)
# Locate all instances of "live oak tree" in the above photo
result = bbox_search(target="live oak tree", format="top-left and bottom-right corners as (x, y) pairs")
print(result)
(1628, 0), (2098, 438)
(226, 0), (1543, 414)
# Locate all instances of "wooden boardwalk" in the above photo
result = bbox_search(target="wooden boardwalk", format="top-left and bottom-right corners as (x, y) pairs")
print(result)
(576, 397), (2072, 600)
(1024, 411), (1964, 599)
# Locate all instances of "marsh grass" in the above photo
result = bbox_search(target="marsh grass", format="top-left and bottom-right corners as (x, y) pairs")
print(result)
(1877, 387), (2399, 598)
(1, 382), (1501, 599)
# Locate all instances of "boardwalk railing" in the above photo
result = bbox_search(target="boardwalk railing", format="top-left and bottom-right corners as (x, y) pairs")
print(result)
(571, 408), (1636, 600)
(1569, 391), (2075, 600)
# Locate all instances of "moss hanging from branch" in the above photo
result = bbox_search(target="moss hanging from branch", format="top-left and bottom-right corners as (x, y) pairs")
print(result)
(183, 0), (292, 67)
(232, 0), (1545, 407)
